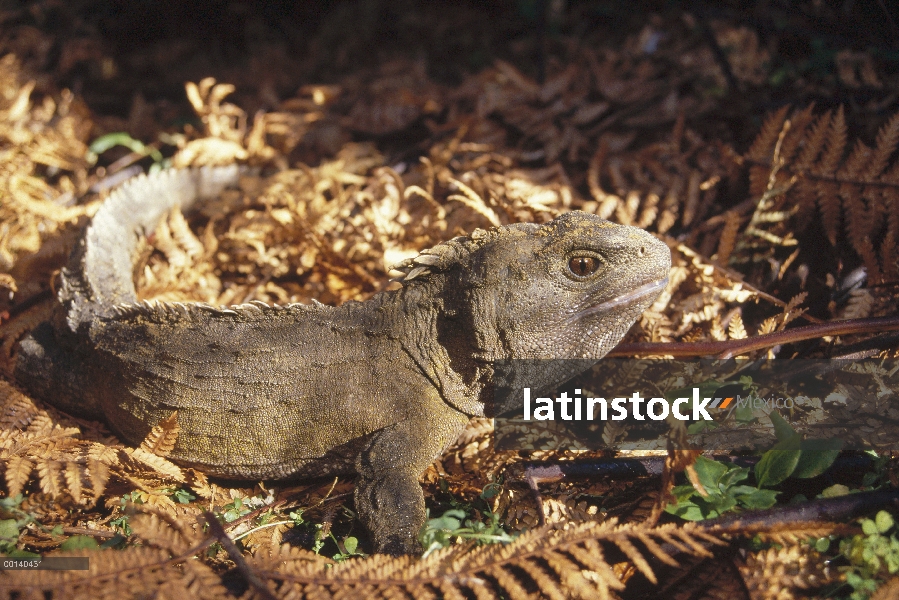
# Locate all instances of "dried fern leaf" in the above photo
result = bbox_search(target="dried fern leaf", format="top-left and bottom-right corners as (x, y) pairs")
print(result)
(249, 519), (722, 600)
(139, 411), (180, 457)
(716, 211), (741, 265)
(0, 547), (228, 600)
(738, 544), (833, 599)
(120, 448), (186, 482)
(728, 313), (747, 340)
(3, 455), (33, 497)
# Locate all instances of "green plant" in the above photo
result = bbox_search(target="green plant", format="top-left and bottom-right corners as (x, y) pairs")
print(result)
(753, 412), (843, 487)
(666, 455), (779, 520)
(420, 483), (516, 558)
(109, 491), (145, 535)
(166, 488), (196, 504)
(0, 494), (38, 557)
(860, 451), (892, 491)
(329, 534), (364, 562)
(837, 510), (899, 600)
(86, 132), (166, 170)
(60, 535), (99, 551)
(667, 412), (842, 521)
(220, 496), (253, 523)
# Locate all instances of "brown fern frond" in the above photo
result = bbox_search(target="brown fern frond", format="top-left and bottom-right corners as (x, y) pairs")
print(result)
(866, 111), (899, 180)
(0, 381), (191, 504)
(747, 106), (790, 198)
(794, 110), (832, 173)
(4, 455), (33, 497)
(817, 106), (847, 245)
(119, 447), (186, 482)
(716, 211), (741, 265)
(248, 519), (722, 599)
(37, 460), (64, 496)
(782, 291), (808, 328)
(856, 237), (883, 284)
(882, 228), (899, 280)
(728, 313), (747, 340)
(139, 411), (180, 457)
(86, 458), (110, 502)
(737, 544), (835, 600)
(778, 104), (817, 167)
(740, 103), (899, 271)
(791, 111), (833, 226)
(0, 546), (227, 600)
(0, 382), (41, 429)
(63, 461), (83, 503)
(838, 288), (874, 320)
(129, 508), (199, 554)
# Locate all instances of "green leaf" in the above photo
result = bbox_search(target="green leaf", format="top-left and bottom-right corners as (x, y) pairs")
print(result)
(0, 519), (19, 537)
(862, 519), (878, 536)
(718, 465), (749, 489)
(814, 537), (831, 552)
(862, 472), (879, 487)
(60, 535), (99, 551)
(343, 536), (358, 555)
(100, 534), (128, 549)
(172, 488), (196, 504)
(820, 484), (850, 498)
(876, 511), (895, 534)
(664, 501), (706, 521)
(755, 434), (801, 488)
(480, 483), (501, 500)
(769, 411), (798, 443)
(692, 456), (728, 494)
(733, 402), (755, 423)
(735, 488), (779, 510)
(792, 438), (843, 479)
(728, 484), (762, 496)
(704, 495), (737, 516)
(687, 420), (718, 434)
(0, 495), (24, 511)
(669, 485), (698, 502)
(6, 549), (39, 558)
(0, 519), (20, 546)
(87, 132), (163, 163)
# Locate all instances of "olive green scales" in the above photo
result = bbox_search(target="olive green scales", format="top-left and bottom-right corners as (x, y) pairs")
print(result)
(12, 166), (671, 554)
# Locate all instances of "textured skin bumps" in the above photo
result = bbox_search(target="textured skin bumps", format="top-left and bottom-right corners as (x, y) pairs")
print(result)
(13, 166), (671, 555)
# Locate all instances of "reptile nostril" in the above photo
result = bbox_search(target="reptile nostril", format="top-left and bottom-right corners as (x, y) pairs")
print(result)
(638, 246), (646, 257)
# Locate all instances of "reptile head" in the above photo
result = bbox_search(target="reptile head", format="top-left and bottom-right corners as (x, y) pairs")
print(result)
(434, 211), (671, 361)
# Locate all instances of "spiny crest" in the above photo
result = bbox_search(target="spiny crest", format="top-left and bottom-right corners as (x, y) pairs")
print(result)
(390, 223), (538, 283)
(109, 298), (320, 322)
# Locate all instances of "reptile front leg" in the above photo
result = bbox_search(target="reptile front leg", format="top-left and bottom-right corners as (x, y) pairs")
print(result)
(354, 402), (471, 555)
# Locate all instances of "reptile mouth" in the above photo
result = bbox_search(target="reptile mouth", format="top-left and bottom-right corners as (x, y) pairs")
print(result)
(571, 277), (669, 321)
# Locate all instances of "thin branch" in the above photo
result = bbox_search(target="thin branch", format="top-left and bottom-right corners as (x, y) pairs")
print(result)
(202, 512), (279, 600)
(609, 315), (899, 358)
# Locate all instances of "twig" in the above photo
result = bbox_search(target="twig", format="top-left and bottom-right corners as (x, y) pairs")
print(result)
(687, 4), (739, 92)
(703, 488), (899, 531)
(608, 315), (899, 359)
(61, 526), (124, 540)
(202, 512), (278, 600)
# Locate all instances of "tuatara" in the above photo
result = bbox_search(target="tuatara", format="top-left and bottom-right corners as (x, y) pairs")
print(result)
(12, 165), (671, 554)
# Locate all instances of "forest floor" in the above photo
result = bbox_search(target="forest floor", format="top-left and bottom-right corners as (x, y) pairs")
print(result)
(2, 1), (899, 598)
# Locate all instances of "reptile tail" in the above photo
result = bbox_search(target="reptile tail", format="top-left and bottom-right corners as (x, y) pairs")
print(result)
(59, 166), (242, 332)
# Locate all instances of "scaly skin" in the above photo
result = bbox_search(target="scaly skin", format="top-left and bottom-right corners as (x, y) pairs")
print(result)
(12, 166), (671, 554)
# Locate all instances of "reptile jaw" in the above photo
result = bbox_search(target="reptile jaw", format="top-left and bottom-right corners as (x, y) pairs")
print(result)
(571, 277), (669, 320)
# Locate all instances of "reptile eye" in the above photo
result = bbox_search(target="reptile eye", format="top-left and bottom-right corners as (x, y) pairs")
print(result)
(568, 256), (600, 277)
